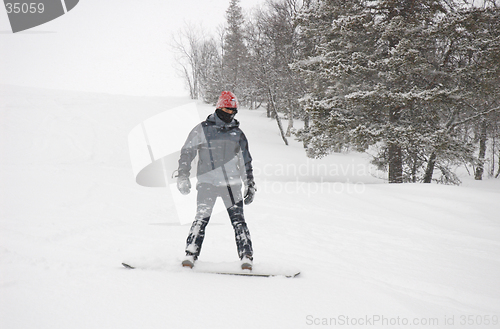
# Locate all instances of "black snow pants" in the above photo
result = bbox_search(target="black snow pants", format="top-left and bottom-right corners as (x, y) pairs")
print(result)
(185, 183), (253, 259)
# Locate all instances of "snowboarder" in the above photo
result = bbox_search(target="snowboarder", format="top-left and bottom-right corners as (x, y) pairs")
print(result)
(177, 91), (256, 270)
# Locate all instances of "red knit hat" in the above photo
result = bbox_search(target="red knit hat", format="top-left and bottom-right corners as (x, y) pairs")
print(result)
(216, 91), (239, 109)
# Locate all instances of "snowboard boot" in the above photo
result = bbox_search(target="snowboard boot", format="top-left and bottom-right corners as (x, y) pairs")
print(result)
(241, 255), (253, 271)
(181, 253), (197, 269)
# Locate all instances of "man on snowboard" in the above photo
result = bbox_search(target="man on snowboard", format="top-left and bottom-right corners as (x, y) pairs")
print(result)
(177, 91), (256, 270)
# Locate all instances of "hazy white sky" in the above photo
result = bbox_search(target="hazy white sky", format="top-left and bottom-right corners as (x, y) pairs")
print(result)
(0, 0), (265, 97)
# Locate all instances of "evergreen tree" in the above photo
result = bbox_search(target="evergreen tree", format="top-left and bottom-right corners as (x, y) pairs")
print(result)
(292, 0), (493, 184)
(422, 5), (500, 182)
(223, 0), (249, 100)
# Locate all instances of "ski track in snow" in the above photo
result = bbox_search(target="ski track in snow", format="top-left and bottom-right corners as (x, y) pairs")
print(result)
(1, 84), (499, 329)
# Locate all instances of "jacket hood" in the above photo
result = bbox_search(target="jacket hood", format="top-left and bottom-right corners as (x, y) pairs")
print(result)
(206, 112), (240, 128)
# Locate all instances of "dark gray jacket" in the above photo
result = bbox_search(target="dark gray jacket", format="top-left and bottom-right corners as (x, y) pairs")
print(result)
(178, 113), (253, 187)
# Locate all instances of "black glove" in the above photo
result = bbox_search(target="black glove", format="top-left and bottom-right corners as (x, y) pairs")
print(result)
(177, 176), (191, 195)
(244, 180), (256, 205)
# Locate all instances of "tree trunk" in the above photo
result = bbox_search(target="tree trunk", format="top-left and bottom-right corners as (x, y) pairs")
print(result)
(496, 149), (500, 178)
(286, 105), (293, 137)
(423, 152), (436, 183)
(388, 108), (403, 183)
(491, 132), (496, 177)
(301, 112), (310, 149)
(268, 90), (288, 146)
(388, 143), (403, 183)
(475, 120), (488, 180)
(411, 153), (418, 183)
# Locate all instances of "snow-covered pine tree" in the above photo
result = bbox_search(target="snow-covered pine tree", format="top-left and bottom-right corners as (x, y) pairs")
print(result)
(292, 0), (370, 153)
(223, 0), (250, 101)
(449, 7), (500, 180)
(421, 5), (500, 182)
(293, 0), (487, 184)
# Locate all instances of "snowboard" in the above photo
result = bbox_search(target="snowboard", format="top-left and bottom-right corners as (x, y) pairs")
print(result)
(121, 262), (300, 278)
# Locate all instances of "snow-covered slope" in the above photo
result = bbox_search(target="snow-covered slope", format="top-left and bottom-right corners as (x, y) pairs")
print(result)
(1, 85), (499, 329)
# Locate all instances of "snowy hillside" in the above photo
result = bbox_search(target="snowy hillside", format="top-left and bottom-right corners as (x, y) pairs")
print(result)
(1, 84), (499, 329)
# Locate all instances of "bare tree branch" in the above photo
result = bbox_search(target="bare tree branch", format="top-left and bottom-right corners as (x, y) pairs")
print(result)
(451, 105), (500, 129)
